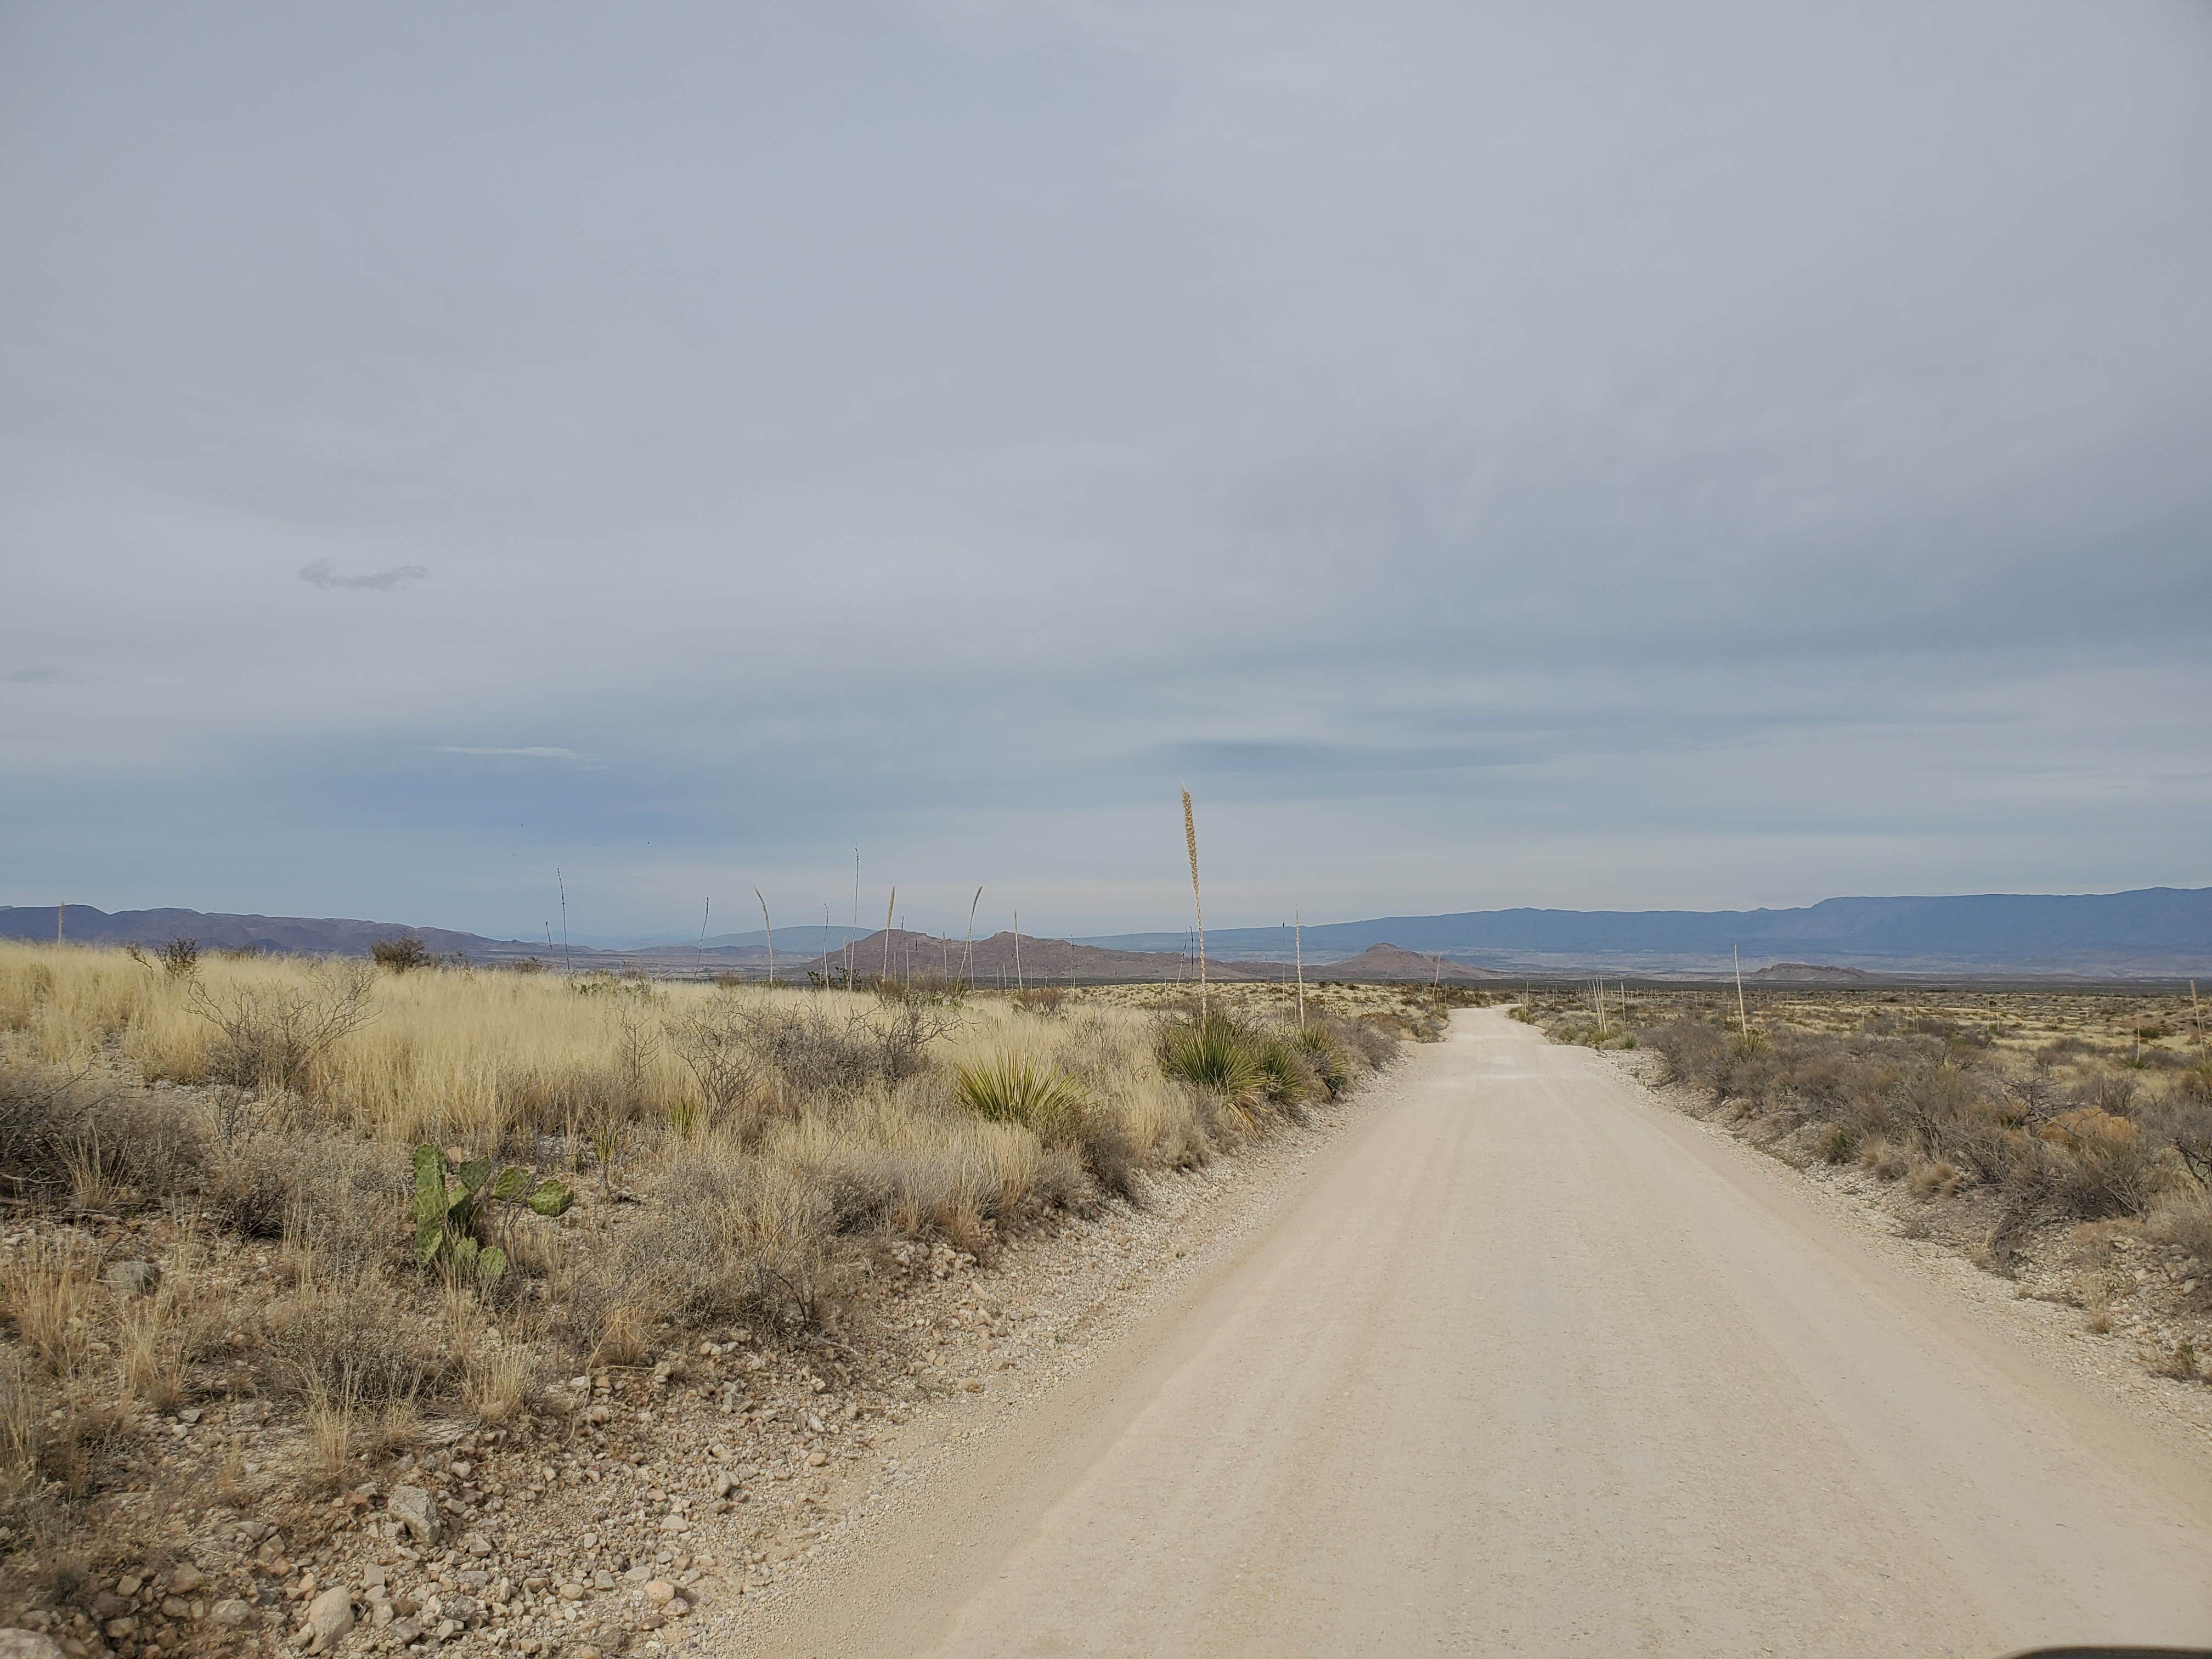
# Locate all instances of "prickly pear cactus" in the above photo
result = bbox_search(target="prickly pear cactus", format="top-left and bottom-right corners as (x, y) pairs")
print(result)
(410, 1146), (571, 1276)
(490, 1165), (532, 1204)
(412, 1144), (453, 1266)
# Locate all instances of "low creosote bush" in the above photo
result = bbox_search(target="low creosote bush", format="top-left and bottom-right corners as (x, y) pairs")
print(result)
(1634, 1009), (2199, 1238)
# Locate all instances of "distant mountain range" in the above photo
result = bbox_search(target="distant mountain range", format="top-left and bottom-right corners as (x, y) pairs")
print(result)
(1077, 887), (2212, 976)
(4, 905), (527, 960)
(4, 886), (2206, 978)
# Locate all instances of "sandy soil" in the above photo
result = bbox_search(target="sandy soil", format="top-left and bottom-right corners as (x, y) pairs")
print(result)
(737, 1008), (2212, 1657)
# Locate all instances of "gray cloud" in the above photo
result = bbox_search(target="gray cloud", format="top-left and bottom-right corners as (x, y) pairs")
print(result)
(430, 746), (586, 760)
(6, 667), (61, 684)
(298, 559), (431, 592)
(2, 1), (2207, 936)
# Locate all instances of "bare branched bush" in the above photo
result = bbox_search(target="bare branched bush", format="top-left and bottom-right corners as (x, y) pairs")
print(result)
(190, 961), (377, 1094)
(665, 997), (765, 1134)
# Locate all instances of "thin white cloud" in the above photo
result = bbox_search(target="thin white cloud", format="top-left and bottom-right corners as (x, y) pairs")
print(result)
(430, 746), (586, 760)
(299, 558), (430, 592)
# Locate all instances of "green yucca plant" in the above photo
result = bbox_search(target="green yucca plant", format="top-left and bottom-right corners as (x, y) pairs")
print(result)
(1160, 1013), (1263, 1101)
(1294, 1024), (1350, 1098)
(954, 1053), (1088, 1134)
(1250, 1032), (1312, 1108)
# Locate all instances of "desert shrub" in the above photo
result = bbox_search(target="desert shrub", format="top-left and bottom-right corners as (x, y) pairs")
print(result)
(1011, 985), (1067, 1017)
(2034, 1108), (2164, 1220)
(190, 962), (377, 1094)
(371, 935), (435, 974)
(1861, 1138), (1910, 1180)
(159, 938), (200, 980)
(735, 1001), (955, 1099)
(1646, 1008), (2185, 1225)
(665, 997), (766, 1133)
(2139, 1089), (2212, 1190)
(1814, 1122), (1858, 1164)
(1909, 1158), (1965, 1201)
(1338, 1015), (1398, 1070)
(202, 1133), (403, 1271)
(0, 1059), (204, 1209)
(264, 1279), (450, 1403)
(2147, 1191), (2212, 1271)
(625, 1160), (851, 1335)
(1649, 1019), (1729, 1090)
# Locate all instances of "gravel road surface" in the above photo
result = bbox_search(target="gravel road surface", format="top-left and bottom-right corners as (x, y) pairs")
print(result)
(757, 1008), (2212, 1657)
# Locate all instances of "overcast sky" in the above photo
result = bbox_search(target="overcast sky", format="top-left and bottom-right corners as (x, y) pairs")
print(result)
(4, 1), (2208, 941)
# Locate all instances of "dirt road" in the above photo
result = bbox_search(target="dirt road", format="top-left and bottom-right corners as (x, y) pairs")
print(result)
(758, 1009), (2212, 1656)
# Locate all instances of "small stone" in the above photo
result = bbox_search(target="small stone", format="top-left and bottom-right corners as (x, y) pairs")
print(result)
(0, 1631), (67, 1659)
(462, 1536), (493, 1559)
(210, 1602), (253, 1628)
(103, 1622), (137, 1641)
(160, 1599), (188, 1619)
(168, 1565), (204, 1596)
(386, 1621), (422, 1647)
(556, 1584), (584, 1603)
(665, 1598), (689, 1618)
(640, 1584), (673, 1609)
(104, 1261), (161, 1297)
(304, 1587), (353, 1646)
(387, 1487), (441, 1545)
(805, 1452), (827, 1469)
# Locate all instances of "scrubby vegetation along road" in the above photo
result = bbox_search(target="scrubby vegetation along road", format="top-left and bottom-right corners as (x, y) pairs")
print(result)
(758, 1009), (2212, 1657)
(1516, 981), (2212, 1387)
(0, 941), (1432, 1659)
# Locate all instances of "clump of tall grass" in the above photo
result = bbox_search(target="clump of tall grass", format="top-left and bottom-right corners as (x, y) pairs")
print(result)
(955, 1053), (1087, 1130)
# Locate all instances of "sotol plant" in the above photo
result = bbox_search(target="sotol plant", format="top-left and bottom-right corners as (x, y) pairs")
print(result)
(1161, 1013), (1262, 1101)
(953, 1054), (1088, 1137)
(412, 1147), (574, 1284)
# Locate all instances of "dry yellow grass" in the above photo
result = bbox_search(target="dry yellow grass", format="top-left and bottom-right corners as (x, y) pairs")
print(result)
(0, 943), (1233, 1153)
(0, 939), (1407, 1570)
